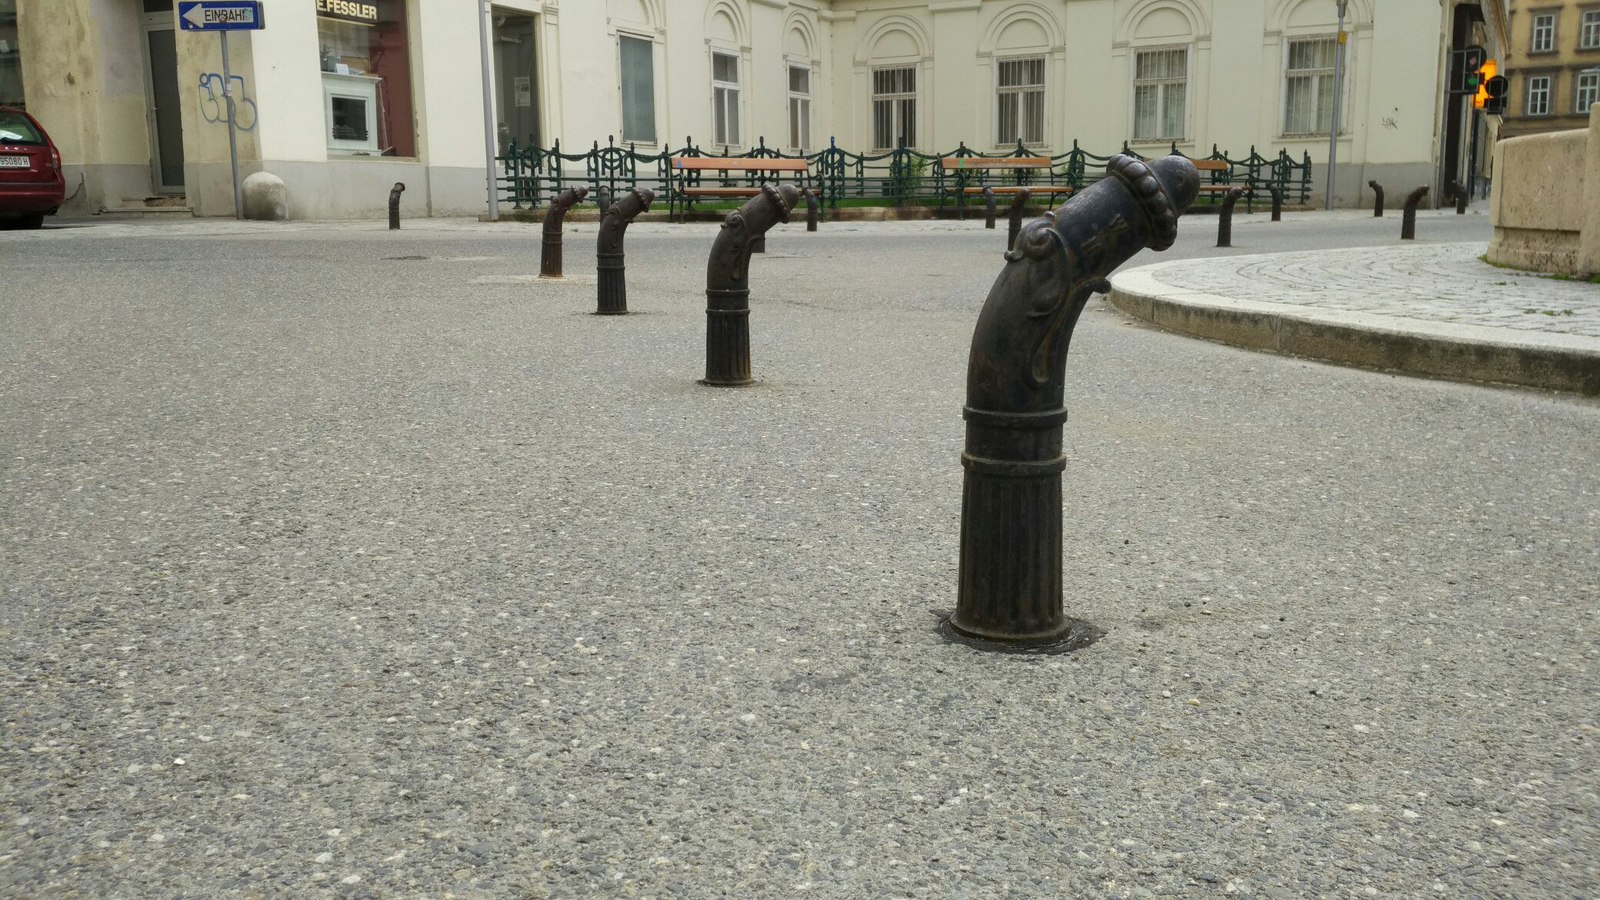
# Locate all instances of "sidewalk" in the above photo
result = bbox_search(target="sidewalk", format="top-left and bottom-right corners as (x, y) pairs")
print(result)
(1108, 241), (1600, 395)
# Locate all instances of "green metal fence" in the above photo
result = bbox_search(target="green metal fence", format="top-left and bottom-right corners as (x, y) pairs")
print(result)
(496, 136), (1314, 217)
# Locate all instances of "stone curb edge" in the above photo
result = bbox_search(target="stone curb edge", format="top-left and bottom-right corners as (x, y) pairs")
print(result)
(1107, 265), (1600, 396)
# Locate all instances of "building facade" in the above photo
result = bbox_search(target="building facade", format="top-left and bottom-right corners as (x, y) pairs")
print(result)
(6, 0), (1506, 219)
(1499, 0), (1600, 139)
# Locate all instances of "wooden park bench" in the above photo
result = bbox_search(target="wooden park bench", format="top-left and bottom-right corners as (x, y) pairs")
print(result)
(669, 156), (810, 220)
(939, 156), (1073, 212)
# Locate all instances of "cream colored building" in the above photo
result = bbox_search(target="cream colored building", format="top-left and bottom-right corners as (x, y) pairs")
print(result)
(7, 0), (1506, 219)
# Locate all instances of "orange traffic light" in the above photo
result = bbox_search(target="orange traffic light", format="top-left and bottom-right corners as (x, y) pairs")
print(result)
(1473, 59), (1498, 109)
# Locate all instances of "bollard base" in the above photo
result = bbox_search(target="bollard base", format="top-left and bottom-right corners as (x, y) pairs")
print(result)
(935, 612), (1103, 655)
(698, 376), (755, 388)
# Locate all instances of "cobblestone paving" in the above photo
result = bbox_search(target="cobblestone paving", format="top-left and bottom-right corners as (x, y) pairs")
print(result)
(1146, 242), (1600, 338)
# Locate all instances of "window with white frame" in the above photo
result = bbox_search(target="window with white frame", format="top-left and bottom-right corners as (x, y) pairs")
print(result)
(1577, 71), (1599, 113)
(996, 57), (1045, 145)
(1283, 38), (1342, 135)
(619, 35), (656, 143)
(1531, 13), (1556, 52)
(788, 64), (812, 152)
(872, 67), (916, 150)
(712, 51), (741, 146)
(1582, 10), (1600, 49)
(1527, 74), (1552, 115)
(1133, 47), (1188, 141)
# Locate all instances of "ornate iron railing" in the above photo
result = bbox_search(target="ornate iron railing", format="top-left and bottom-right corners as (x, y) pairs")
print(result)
(496, 136), (1314, 214)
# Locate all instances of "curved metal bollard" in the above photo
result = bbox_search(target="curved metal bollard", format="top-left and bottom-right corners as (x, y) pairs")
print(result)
(1006, 189), (1032, 250)
(539, 186), (589, 278)
(1269, 186), (1282, 222)
(595, 188), (654, 314)
(1216, 186), (1245, 248)
(702, 183), (801, 387)
(1453, 182), (1468, 215)
(1400, 186), (1427, 240)
(946, 154), (1198, 651)
(983, 187), (998, 230)
(388, 182), (405, 230)
(805, 189), (820, 232)
(1368, 180), (1385, 217)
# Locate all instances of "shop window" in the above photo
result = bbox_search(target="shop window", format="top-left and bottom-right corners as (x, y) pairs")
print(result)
(315, 0), (414, 157)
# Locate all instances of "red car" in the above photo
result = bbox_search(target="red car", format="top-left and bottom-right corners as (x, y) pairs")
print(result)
(0, 107), (67, 229)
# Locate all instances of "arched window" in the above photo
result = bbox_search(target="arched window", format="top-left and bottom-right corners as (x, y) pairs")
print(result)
(784, 15), (819, 152)
(705, 2), (750, 148)
(1122, 2), (1203, 144)
(858, 17), (929, 150)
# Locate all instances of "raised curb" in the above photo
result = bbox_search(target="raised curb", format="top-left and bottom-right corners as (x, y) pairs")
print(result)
(1108, 264), (1600, 396)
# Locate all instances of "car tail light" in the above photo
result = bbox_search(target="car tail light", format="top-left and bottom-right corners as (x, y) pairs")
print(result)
(48, 146), (60, 170)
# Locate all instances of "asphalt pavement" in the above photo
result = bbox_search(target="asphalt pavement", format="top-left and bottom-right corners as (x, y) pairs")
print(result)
(1, 209), (1597, 897)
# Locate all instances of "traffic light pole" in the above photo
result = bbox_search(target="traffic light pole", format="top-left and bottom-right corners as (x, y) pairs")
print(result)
(1326, 0), (1348, 210)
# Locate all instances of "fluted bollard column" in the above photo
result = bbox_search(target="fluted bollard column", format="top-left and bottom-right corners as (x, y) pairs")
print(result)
(983, 187), (998, 229)
(1369, 180), (1385, 217)
(1006, 189), (1032, 250)
(595, 188), (653, 315)
(540, 186), (589, 278)
(1454, 182), (1468, 214)
(388, 182), (405, 230)
(1269, 186), (1282, 222)
(703, 183), (800, 387)
(805, 189), (820, 232)
(944, 154), (1198, 651)
(1217, 186), (1245, 248)
(1401, 186), (1427, 240)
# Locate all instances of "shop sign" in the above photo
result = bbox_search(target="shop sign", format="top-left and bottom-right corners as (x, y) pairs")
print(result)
(315, 0), (380, 25)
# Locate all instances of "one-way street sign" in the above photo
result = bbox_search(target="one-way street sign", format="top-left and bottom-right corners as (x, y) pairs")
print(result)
(178, 1), (265, 31)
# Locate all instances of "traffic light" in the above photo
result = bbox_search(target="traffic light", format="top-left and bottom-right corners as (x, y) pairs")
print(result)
(1452, 45), (1488, 94)
(1482, 74), (1508, 114)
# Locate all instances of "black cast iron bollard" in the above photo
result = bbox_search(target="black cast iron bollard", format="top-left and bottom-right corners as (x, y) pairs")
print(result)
(388, 182), (405, 230)
(702, 183), (801, 387)
(945, 154), (1199, 651)
(1368, 180), (1385, 217)
(1454, 182), (1468, 214)
(1269, 186), (1282, 222)
(596, 187), (612, 217)
(1401, 186), (1427, 240)
(1006, 189), (1032, 250)
(1216, 186), (1245, 248)
(595, 188), (653, 314)
(805, 189), (820, 232)
(539, 186), (589, 278)
(984, 187), (997, 229)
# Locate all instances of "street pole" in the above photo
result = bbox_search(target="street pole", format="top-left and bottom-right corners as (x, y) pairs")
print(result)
(477, 0), (499, 221)
(1325, 0), (1348, 210)
(220, 31), (243, 219)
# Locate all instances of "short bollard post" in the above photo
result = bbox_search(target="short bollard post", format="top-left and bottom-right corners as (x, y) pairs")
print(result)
(983, 187), (998, 229)
(539, 186), (589, 278)
(1400, 186), (1427, 240)
(1216, 186), (1245, 248)
(1269, 186), (1282, 222)
(1368, 180), (1385, 217)
(1006, 189), (1032, 250)
(388, 182), (405, 230)
(703, 183), (801, 387)
(1453, 182), (1468, 215)
(595, 187), (654, 315)
(805, 189), (820, 232)
(943, 154), (1199, 651)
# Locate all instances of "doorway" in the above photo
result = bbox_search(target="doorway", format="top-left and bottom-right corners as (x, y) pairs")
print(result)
(141, 2), (184, 193)
(493, 12), (539, 153)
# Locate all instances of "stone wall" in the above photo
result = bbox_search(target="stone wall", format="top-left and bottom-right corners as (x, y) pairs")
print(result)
(1488, 106), (1600, 276)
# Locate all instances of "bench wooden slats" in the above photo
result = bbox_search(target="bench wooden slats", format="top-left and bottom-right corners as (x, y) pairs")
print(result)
(672, 157), (808, 172)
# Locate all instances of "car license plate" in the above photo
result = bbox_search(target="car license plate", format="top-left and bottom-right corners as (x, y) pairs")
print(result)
(0, 155), (30, 169)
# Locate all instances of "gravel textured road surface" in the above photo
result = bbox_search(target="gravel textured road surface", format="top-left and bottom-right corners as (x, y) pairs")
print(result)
(3, 213), (1596, 897)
